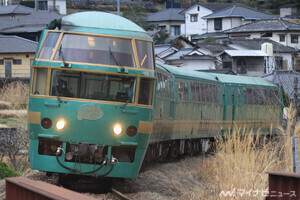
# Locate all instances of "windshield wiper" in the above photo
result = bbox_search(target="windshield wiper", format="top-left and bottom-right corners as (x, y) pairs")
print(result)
(58, 44), (68, 68)
(121, 97), (132, 109)
(108, 46), (125, 72)
(54, 84), (62, 103)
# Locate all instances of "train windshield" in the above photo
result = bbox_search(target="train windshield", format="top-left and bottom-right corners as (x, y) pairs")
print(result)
(52, 34), (136, 68)
(50, 70), (136, 103)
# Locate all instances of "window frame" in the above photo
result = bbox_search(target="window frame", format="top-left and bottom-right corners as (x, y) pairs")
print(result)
(190, 14), (198, 22)
(291, 34), (299, 44)
(36, 30), (155, 71)
(214, 18), (222, 31)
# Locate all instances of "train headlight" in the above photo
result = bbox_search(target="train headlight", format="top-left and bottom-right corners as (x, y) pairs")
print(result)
(113, 124), (123, 136)
(56, 120), (66, 131)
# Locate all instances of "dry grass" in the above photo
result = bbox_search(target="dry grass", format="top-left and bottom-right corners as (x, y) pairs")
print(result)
(0, 81), (29, 109)
(195, 107), (299, 199)
(0, 110), (27, 119)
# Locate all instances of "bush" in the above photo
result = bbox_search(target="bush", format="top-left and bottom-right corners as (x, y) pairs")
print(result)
(0, 81), (29, 109)
(0, 162), (20, 179)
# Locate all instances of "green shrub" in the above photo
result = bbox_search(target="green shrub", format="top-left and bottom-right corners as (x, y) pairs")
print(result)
(0, 162), (20, 179)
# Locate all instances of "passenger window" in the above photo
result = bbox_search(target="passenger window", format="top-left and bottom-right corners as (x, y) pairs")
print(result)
(169, 80), (174, 100)
(195, 82), (200, 102)
(200, 83), (206, 102)
(138, 78), (154, 105)
(32, 68), (48, 95)
(136, 40), (154, 70)
(38, 32), (60, 60)
(191, 81), (197, 101)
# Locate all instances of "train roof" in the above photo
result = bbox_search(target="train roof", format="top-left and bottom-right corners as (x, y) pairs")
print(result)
(157, 63), (218, 83)
(47, 12), (152, 41)
(157, 63), (277, 88)
(62, 12), (146, 33)
(210, 73), (277, 87)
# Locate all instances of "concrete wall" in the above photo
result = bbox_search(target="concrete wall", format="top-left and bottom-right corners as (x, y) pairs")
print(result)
(0, 53), (35, 77)
(180, 60), (215, 70)
(184, 5), (213, 37)
(48, 0), (66, 15)
(280, 7), (297, 17)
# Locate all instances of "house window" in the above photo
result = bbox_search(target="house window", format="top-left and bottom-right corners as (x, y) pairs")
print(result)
(191, 14), (198, 22)
(170, 26), (180, 36)
(38, 1), (48, 10)
(197, 6), (200, 11)
(291, 34), (299, 44)
(237, 58), (247, 73)
(261, 32), (272, 37)
(223, 61), (232, 69)
(279, 35), (285, 42)
(214, 18), (222, 31)
(13, 59), (22, 65)
(158, 26), (166, 31)
(0, 60), (3, 65)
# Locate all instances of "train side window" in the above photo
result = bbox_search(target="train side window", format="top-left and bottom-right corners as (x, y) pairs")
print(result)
(161, 74), (166, 98)
(157, 73), (162, 97)
(205, 84), (211, 102)
(32, 68), (48, 95)
(164, 75), (170, 98)
(213, 85), (218, 103)
(200, 83), (206, 102)
(247, 88), (253, 104)
(38, 32), (60, 60)
(183, 82), (189, 101)
(273, 90), (279, 105)
(138, 78), (154, 105)
(169, 80), (174, 100)
(196, 82), (201, 102)
(191, 81), (197, 101)
(136, 40), (154, 70)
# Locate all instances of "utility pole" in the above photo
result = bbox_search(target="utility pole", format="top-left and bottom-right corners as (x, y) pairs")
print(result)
(117, 0), (120, 16)
(294, 77), (298, 121)
(35, 0), (38, 10)
(53, 0), (56, 12)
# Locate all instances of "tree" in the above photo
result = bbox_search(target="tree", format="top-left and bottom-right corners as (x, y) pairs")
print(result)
(122, 3), (151, 30)
(153, 30), (169, 44)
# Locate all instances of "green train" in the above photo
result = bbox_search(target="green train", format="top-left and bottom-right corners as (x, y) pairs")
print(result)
(28, 12), (283, 180)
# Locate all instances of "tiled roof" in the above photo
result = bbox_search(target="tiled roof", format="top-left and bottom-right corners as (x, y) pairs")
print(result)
(224, 19), (300, 33)
(181, 55), (215, 60)
(197, 68), (237, 75)
(0, 35), (37, 53)
(198, 43), (234, 53)
(262, 70), (300, 99)
(164, 48), (195, 60)
(203, 5), (274, 19)
(0, 5), (34, 15)
(147, 8), (184, 22)
(0, 11), (62, 33)
(154, 44), (173, 54)
(229, 38), (296, 53)
(193, 32), (228, 40)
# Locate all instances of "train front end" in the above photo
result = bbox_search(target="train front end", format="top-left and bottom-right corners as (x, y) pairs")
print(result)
(28, 12), (155, 178)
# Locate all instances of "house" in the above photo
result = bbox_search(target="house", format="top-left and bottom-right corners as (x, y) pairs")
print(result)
(262, 70), (300, 100)
(280, 4), (299, 18)
(0, 0), (66, 15)
(147, 8), (184, 36)
(163, 48), (216, 70)
(224, 19), (300, 49)
(218, 38), (296, 76)
(0, 4), (34, 18)
(0, 10), (62, 41)
(180, 2), (244, 39)
(0, 35), (38, 78)
(219, 50), (268, 76)
(203, 5), (274, 34)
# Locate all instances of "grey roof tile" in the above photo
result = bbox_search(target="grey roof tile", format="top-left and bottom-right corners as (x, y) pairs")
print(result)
(0, 35), (37, 53)
(198, 43), (235, 52)
(0, 5), (35, 15)
(225, 19), (300, 33)
(204, 5), (274, 19)
(229, 38), (296, 53)
(181, 55), (215, 60)
(147, 8), (184, 22)
(0, 11), (62, 33)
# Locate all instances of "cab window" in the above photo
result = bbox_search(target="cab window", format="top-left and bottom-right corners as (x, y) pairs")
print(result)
(136, 40), (154, 70)
(54, 34), (136, 68)
(138, 78), (154, 105)
(32, 68), (48, 95)
(38, 32), (60, 59)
